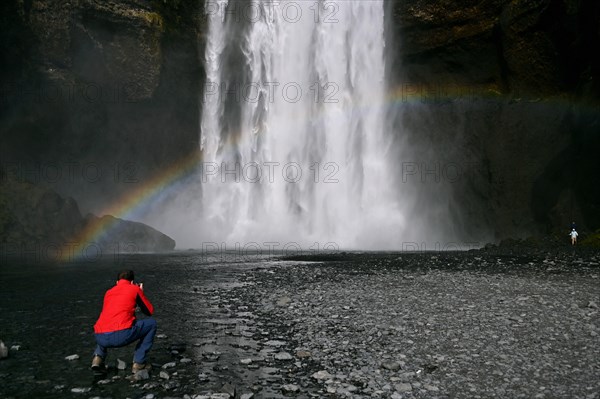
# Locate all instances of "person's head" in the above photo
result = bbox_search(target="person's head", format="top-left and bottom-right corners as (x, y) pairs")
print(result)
(117, 270), (135, 282)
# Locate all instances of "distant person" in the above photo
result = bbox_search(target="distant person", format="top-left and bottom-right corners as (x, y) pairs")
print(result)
(571, 221), (577, 231)
(91, 270), (156, 373)
(570, 229), (578, 246)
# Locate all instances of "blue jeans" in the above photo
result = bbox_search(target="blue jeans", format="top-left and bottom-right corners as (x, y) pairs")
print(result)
(94, 318), (157, 364)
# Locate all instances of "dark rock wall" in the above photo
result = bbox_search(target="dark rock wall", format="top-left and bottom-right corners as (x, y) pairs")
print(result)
(0, 0), (204, 213)
(1, 0), (598, 243)
(385, 0), (600, 241)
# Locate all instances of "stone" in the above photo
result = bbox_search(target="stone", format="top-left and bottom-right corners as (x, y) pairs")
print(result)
(276, 296), (291, 306)
(0, 341), (8, 359)
(240, 358), (253, 364)
(395, 383), (412, 392)
(157, 334), (168, 339)
(65, 354), (79, 361)
(170, 343), (186, 352)
(180, 357), (192, 363)
(240, 394), (254, 399)
(264, 340), (286, 347)
(134, 370), (150, 381)
(274, 352), (293, 360)
(312, 370), (333, 380)
(296, 350), (312, 358)
(117, 358), (126, 370)
(159, 371), (170, 380)
(424, 384), (439, 391)
(210, 394), (230, 399)
(162, 361), (177, 369)
(382, 362), (402, 371)
(282, 384), (300, 392)
(221, 383), (236, 397)
(70, 387), (91, 393)
(10, 345), (21, 351)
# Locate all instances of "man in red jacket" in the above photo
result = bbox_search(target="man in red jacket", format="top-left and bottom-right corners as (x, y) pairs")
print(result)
(91, 270), (157, 373)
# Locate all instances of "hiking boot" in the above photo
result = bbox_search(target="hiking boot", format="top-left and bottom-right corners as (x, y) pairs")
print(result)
(132, 362), (152, 373)
(91, 355), (105, 371)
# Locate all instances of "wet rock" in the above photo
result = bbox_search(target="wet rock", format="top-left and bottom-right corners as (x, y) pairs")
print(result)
(295, 350), (311, 358)
(117, 358), (126, 370)
(275, 352), (293, 360)
(70, 387), (91, 393)
(170, 343), (186, 352)
(240, 358), (253, 365)
(134, 370), (150, 381)
(159, 370), (170, 380)
(264, 340), (286, 347)
(162, 361), (177, 369)
(312, 370), (333, 380)
(395, 383), (412, 392)
(64, 354), (79, 361)
(424, 384), (439, 391)
(282, 384), (300, 393)
(156, 334), (168, 339)
(221, 383), (236, 397)
(180, 357), (192, 363)
(240, 394), (254, 399)
(0, 341), (7, 359)
(203, 353), (220, 361)
(277, 296), (291, 306)
(382, 361), (402, 371)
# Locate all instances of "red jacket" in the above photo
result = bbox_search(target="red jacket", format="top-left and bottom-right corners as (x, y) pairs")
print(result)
(94, 279), (154, 333)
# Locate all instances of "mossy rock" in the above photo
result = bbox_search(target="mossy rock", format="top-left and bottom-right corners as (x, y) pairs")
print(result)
(580, 230), (600, 248)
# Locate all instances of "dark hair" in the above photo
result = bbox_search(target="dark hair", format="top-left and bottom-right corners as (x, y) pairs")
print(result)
(117, 270), (134, 281)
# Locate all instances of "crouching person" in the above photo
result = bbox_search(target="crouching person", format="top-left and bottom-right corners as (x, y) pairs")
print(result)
(91, 270), (156, 373)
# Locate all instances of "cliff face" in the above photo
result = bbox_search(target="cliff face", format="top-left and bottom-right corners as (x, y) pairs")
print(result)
(1, 1), (598, 243)
(386, 0), (600, 241)
(0, 0), (204, 211)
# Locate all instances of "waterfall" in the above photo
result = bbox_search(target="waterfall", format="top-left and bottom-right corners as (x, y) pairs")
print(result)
(196, 0), (405, 250)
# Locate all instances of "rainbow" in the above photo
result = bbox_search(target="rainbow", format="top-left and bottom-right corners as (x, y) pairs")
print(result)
(59, 84), (599, 261)
(59, 150), (202, 261)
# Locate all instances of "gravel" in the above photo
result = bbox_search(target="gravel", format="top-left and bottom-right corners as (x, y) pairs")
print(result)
(0, 249), (598, 398)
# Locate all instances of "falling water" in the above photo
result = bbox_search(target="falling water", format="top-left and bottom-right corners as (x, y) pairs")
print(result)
(196, 0), (405, 250)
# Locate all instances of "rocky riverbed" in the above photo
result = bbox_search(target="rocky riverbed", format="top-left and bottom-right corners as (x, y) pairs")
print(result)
(0, 248), (598, 398)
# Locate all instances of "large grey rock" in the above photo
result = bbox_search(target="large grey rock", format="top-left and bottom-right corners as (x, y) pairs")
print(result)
(134, 369), (150, 381)
(0, 172), (176, 254)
